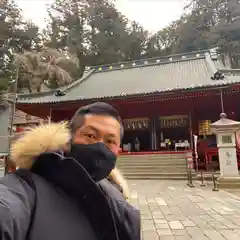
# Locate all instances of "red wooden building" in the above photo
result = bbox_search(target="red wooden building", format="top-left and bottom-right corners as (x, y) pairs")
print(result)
(16, 49), (240, 162)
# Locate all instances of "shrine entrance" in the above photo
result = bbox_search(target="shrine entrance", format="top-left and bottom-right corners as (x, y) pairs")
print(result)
(121, 118), (151, 152)
(157, 115), (191, 151)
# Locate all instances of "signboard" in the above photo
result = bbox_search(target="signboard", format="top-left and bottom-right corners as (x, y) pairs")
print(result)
(199, 120), (211, 136)
(159, 115), (188, 128)
(222, 135), (232, 144)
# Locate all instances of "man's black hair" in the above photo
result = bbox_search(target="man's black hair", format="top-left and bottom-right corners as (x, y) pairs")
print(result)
(69, 102), (124, 139)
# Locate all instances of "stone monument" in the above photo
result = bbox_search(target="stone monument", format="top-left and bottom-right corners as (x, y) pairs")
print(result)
(211, 113), (240, 188)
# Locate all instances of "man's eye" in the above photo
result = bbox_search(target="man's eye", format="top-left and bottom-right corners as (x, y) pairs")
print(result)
(85, 134), (95, 139)
(107, 139), (116, 145)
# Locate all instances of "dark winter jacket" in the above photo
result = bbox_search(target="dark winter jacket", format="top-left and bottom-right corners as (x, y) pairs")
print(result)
(0, 122), (140, 240)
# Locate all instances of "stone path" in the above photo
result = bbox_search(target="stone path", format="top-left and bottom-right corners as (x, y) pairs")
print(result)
(127, 180), (240, 240)
(0, 168), (4, 177)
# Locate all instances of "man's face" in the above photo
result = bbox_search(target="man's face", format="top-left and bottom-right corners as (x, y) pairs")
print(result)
(73, 114), (121, 156)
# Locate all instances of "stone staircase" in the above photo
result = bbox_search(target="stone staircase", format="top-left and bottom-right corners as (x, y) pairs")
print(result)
(117, 152), (193, 180)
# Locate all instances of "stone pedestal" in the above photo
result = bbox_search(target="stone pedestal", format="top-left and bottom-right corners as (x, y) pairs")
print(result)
(218, 148), (239, 177)
(211, 113), (240, 189)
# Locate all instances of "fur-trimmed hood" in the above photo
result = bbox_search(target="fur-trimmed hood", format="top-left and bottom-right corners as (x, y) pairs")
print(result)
(10, 122), (129, 199)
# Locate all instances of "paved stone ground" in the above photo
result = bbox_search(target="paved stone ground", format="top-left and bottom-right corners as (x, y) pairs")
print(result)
(1, 169), (240, 239)
(0, 168), (4, 177)
(127, 180), (240, 240)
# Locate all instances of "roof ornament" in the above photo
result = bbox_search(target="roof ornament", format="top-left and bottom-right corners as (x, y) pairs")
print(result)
(54, 90), (66, 97)
(220, 112), (227, 119)
(211, 71), (225, 80)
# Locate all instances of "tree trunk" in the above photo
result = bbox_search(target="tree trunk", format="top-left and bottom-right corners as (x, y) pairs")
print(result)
(77, 50), (85, 78)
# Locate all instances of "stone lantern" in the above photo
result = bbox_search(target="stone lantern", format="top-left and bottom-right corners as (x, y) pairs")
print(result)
(211, 113), (240, 188)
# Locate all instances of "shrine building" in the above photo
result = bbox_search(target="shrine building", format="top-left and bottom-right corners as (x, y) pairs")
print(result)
(15, 49), (240, 157)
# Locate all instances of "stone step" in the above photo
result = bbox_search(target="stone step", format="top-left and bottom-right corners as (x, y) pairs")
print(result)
(118, 170), (188, 174)
(119, 154), (187, 157)
(120, 153), (187, 157)
(125, 176), (193, 180)
(118, 163), (187, 167)
(123, 172), (190, 176)
(118, 167), (188, 172)
(118, 159), (187, 163)
(122, 172), (194, 180)
(120, 153), (187, 156)
(119, 168), (187, 172)
(120, 172), (188, 176)
(119, 170), (188, 174)
(117, 159), (187, 163)
(119, 163), (187, 168)
(119, 156), (187, 160)
(118, 156), (187, 160)
(119, 155), (187, 158)
(118, 160), (187, 164)
(118, 153), (192, 179)
(117, 162), (187, 167)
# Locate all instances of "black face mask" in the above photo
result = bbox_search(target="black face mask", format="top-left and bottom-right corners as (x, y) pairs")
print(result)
(67, 142), (117, 182)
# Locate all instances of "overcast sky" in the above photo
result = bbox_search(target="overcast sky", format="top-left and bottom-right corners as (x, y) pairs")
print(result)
(15, 0), (187, 34)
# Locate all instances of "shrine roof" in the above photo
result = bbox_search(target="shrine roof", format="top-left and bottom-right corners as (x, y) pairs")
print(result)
(15, 49), (240, 104)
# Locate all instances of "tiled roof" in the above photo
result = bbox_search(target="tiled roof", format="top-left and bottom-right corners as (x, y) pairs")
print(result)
(16, 49), (240, 104)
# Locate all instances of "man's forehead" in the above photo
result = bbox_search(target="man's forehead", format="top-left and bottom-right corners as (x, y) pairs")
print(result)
(84, 114), (121, 132)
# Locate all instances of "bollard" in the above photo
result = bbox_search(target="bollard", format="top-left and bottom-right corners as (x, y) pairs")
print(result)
(212, 171), (219, 192)
(200, 171), (206, 187)
(186, 155), (195, 188)
(186, 169), (190, 185)
(187, 168), (195, 188)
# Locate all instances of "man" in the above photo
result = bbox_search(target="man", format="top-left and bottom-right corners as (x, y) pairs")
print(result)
(0, 102), (140, 240)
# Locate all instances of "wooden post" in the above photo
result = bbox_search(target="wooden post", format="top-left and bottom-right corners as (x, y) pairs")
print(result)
(189, 112), (193, 149)
(48, 108), (52, 124)
(152, 116), (157, 151)
(186, 152), (195, 188)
